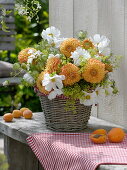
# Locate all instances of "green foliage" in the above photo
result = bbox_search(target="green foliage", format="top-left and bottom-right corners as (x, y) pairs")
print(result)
(0, 5), (12, 32)
(0, 0), (49, 115)
(0, 153), (9, 170)
(63, 83), (85, 100)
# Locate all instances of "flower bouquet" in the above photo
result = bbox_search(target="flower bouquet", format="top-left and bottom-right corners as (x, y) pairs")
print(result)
(13, 26), (121, 131)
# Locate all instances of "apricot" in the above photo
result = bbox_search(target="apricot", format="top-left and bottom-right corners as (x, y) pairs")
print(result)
(3, 113), (13, 122)
(108, 128), (125, 143)
(23, 109), (33, 119)
(20, 107), (29, 116)
(92, 129), (107, 135)
(12, 110), (22, 118)
(90, 134), (107, 144)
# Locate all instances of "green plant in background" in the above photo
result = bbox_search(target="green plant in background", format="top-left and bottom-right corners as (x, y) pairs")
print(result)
(0, 0), (49, 115)
(0, 153), (9, 170)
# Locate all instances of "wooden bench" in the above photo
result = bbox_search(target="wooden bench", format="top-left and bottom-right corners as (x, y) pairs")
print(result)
(0, 112), (127, 170)
(0, 0), (15, 51)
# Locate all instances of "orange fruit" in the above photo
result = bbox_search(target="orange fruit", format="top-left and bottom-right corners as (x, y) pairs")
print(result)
(23, 110), (33, 119)
(90, 134), (107, 144)
(108, 128), (125, 143)
(20, 108), (29, 116)
(3, 113), (13, 122)
(92, 129), (107, 135)
(12, 110), (22, 118)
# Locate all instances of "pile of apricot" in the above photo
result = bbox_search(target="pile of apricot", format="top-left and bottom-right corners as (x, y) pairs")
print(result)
(90, 128), (126, 144)
(3, 107), (33, 122)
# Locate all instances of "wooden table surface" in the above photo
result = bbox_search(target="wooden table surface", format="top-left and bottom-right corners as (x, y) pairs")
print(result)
(0, 112), (127, 170)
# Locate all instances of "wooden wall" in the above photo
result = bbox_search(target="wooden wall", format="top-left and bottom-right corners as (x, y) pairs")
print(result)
(49, 0), (127, 127)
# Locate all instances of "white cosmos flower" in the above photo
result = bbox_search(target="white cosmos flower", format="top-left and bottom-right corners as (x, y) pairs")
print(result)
(90, 34), (110, 54)
(48, 54), (60, 59)
(101, 47), (111, 56)
(28, 49), (35, 54)
(27, 50), (42, 70)
(95, 86), (113, 103)
(23, 73), (35, 84)
(80, 91), (97, 106)
(53, 37), (67, 48)
(41, 26), (60, 43)
(48, 89), (63, 100)
(71, 47), (91, 66)
(42, 73), (65, 91)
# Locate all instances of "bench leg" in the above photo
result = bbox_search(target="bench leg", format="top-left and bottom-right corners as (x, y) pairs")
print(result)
(4, 135), (44, 170)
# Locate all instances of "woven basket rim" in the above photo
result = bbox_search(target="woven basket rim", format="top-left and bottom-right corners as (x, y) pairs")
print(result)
(34, 86), (76, 100)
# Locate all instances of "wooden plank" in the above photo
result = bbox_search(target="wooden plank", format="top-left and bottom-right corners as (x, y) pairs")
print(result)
(0, 112), (125, 144)
(0, 0), (14, 3)
(0, 30), (15, 35)
(4, 136), (44, 170)
(0, 43), (15, 50)
(0, 112), (126, 170)
(0, 4), (14, 9)
(73, 0), (98, 36)
(123, 0), (127, 128)
(49, 0), (74, 37)
(4, 17), (15, 23)
(0, 24), (15, 29)
(0, 36), (15, 42)
(0, 77), (21, 86)
(97, 0), (125, 126)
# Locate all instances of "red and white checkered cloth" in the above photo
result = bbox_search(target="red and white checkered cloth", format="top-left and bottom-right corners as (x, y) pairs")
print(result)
(27, 133), (127, 170)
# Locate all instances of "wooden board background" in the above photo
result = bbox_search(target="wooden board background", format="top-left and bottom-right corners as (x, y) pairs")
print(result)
(49, 0), (127, 127)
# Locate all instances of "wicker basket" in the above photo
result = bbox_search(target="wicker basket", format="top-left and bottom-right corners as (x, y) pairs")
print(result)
(36, 89), (92, 132)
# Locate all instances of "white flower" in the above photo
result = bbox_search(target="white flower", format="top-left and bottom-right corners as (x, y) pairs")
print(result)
(36, 2), (41, 10)
(71, 47), (91, 66)
(48, 89), (63, 100)
(42, 73), (65, 91)
(23, 73), (35, 84)
(28, 49), (35, 54)
(80, 91), (97, 106)
(101, 47), (111, 56)
(95, 86), (113, 103)
(48, 54), (60, 59)
(15, 4), (28, 15)
(27, 50), (42, 70)
(2, 80), (10, 86)
(53, 37), (67, 48)
(90, 34), (110, 53)
(41, 26), (60, 43)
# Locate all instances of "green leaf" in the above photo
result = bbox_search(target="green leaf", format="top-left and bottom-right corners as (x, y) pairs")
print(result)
(6, 10), (12, 15)
(1, 20), (10, 32)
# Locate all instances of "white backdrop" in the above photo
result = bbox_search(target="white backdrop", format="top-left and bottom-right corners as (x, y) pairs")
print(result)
(49, 0), (127, 127)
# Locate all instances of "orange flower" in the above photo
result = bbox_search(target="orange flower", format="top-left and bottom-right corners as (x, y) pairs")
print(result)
(82, 58), (106, 83)
(60, 38), (81, 57)
(82, 39), (94, 50)
(36, 71), (50, 94)
(18, 48), (36, 63)
(45, 57), (61, 74)
(60, 63), (81, 86)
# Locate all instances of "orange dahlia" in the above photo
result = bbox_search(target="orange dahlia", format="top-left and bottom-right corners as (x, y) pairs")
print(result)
(60, 38), (81, 57)
(60, 63), (81, 86)
(45, 57), (61, 74)
(82, 39), (94, 50)
(36, 71), (50, 94)
(82, 58), (106, 83)
(18, 48), (36, 63)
